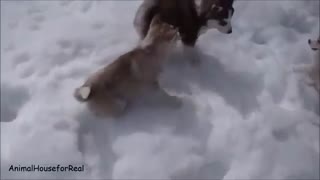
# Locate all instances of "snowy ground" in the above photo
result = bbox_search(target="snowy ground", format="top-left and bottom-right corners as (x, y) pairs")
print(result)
(1, 0), (319, 179)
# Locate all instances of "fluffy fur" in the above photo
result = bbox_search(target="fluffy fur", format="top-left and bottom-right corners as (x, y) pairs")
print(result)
(198, 0), (234, 35)
(133, 0), (234, 46)
(133, 0), (234, 65)
(306, 37), (320, 92)
(74, 16), (181, 117)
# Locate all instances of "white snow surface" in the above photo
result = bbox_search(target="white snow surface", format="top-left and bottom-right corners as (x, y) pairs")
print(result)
(1, 0), (319, 179)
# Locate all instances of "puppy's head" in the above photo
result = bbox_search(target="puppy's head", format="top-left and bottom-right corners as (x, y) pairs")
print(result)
(203, 0), (234, 34)
(308, 37), (320, 51)
(144, 15), (180, 44)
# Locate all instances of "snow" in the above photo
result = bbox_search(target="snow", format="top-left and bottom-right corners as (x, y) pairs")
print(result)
(1, 0), (319, 179)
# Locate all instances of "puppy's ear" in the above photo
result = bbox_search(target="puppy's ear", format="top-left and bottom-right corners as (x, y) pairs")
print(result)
(150, 14), (162, 27)
(75, 86), (91, 101)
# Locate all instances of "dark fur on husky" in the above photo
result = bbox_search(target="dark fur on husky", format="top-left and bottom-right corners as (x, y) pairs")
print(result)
(134, 0), (235, 47)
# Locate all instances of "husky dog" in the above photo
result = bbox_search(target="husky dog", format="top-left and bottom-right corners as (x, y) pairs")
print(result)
(133, 0), (235, 47)
(133, 0), (234, 65)
(74, 15), (181, 117)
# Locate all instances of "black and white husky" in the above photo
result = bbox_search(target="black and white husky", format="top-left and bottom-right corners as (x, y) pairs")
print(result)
(133, 0), (235, 48)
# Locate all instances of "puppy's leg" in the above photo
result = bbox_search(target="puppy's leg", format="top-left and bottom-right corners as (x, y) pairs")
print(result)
(307, 81), (319, 93)
(308, 68), (320, 92)
(293, 64), (320, 92)
(150, 81), (182, 108)
(114, 99), (127, 116)
(292, 64), (312, 74)
(110, 93), (130, 117)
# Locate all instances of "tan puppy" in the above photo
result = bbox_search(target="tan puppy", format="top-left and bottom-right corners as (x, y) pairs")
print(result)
(294, 37), (320, 92)
(74, 15), (180, 117)
(307, 37), (320, 92)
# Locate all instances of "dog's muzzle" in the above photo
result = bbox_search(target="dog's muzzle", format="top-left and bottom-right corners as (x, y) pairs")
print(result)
(174, 31), (181, 41)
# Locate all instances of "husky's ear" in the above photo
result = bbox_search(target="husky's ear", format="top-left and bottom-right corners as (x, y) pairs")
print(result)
(77, 86), (91, 101)
(150, 15), (162, 27)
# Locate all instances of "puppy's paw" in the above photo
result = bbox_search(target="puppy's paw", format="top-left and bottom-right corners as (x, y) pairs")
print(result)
(167, 96), (183, 108)
(189, 57), (201, 67)
(306, 79), (316, 86)
(307, 82), (320, 93)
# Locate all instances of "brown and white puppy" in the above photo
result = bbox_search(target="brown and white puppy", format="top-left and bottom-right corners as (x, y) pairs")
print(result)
(74, 15), (180, 117)
(133, 0), (235, 47)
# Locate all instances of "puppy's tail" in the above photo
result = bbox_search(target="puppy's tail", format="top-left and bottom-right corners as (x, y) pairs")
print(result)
(74, 86), (91, 102)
